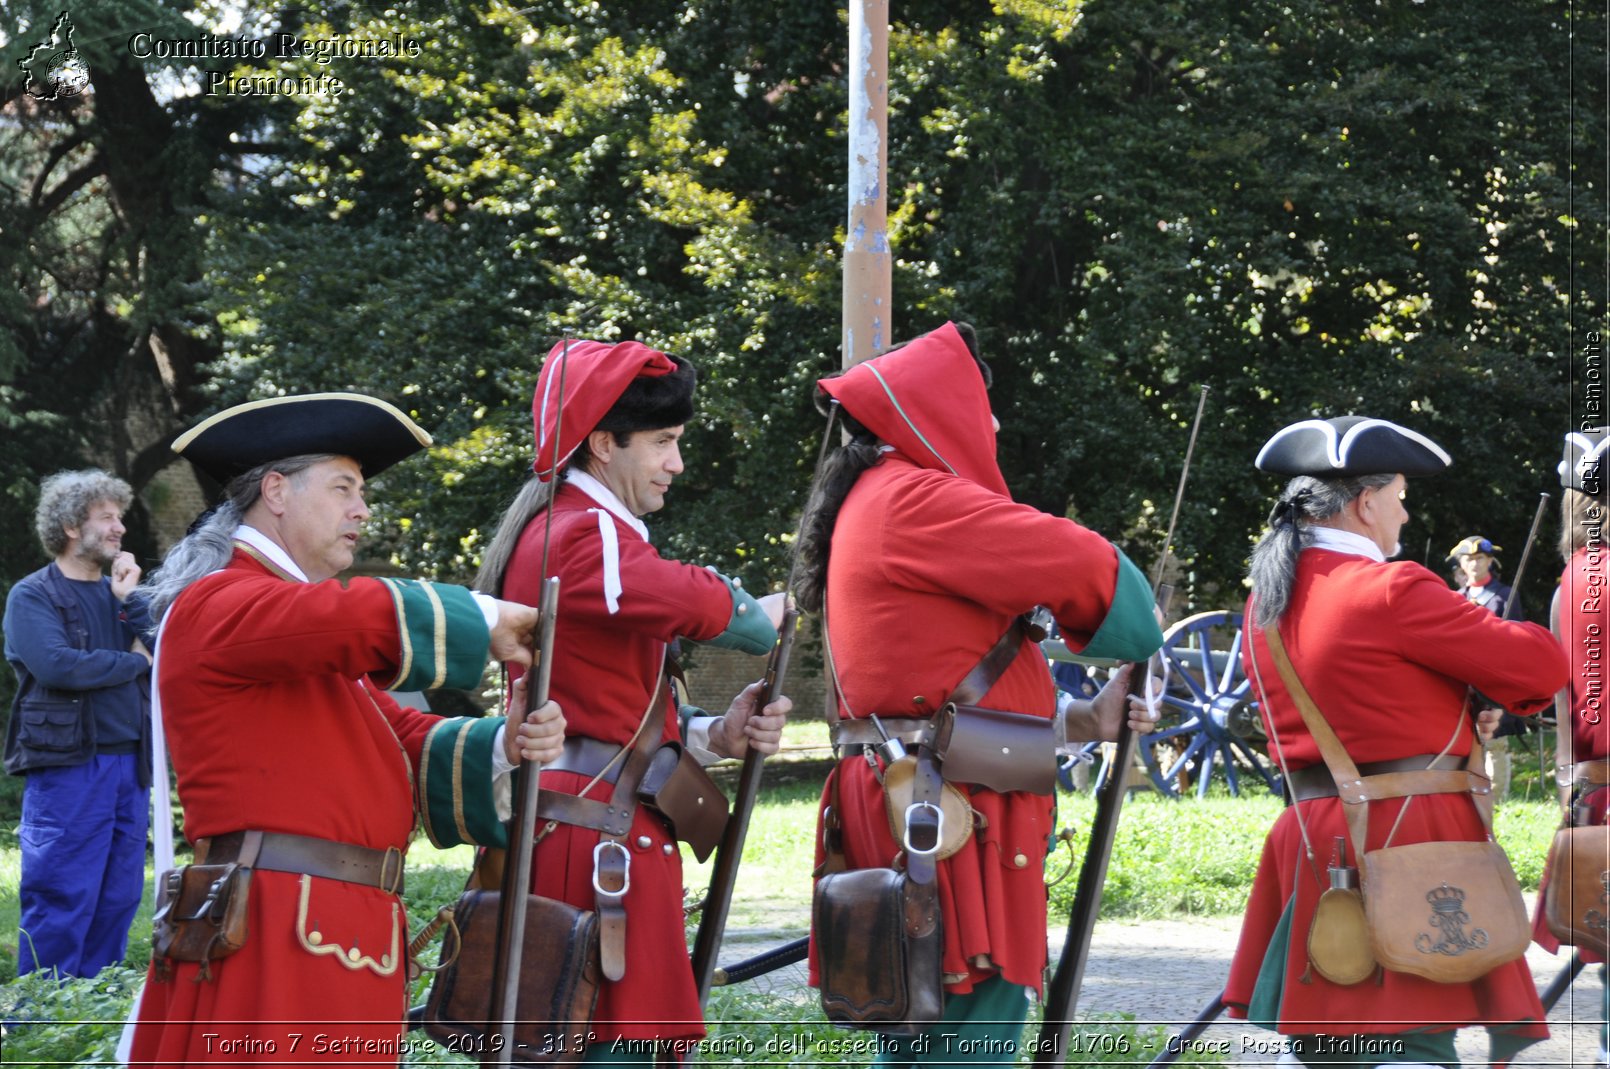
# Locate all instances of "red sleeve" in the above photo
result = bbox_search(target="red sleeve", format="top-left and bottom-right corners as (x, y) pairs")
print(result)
(1386, 563), (1567, 716)
(361, 680), (443, 771)
(876, 468), (1121, 643)
(167, 570), (404, 685)
(510, 509), (733, 643)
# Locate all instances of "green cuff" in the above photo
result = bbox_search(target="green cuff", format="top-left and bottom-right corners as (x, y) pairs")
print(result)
(377, 579), (491, 692)
(418, 715), (507, 850)
(1081, 548), (1165, 662)
(703, 575), (777, 656)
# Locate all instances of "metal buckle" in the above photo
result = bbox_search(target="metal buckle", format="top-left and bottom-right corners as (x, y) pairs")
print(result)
(903, 800), (943, 858)
(592, 840), (631, 898)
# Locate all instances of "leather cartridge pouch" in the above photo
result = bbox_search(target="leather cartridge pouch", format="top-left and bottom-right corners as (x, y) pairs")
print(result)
(423, 888), (601, 1067)
(637, 742), (729, 863)
(931, 702), (1057, 795)
(814, 867), (943, 1035)
(814, 756), (945, 1035)
(151, 862), (252, 979)
(1544, 821), (1610, 957)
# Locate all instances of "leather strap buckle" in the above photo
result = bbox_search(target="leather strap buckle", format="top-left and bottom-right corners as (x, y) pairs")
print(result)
(594, 840), (631, 982)
(903, 801), (943, 886)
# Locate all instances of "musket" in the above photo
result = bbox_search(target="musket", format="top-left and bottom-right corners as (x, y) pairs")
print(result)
(487, 342), (572, 1067)
(1034, 384), (1210, 1067)
(1501, 492), (1550, 623)
(689, 401), (839, 1006)
(689, 599), (799, 1005)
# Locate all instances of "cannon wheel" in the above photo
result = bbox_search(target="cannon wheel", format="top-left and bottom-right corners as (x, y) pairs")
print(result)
(1139, 610), (1282, 799)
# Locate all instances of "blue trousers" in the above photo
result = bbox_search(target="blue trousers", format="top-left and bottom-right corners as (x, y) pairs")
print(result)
(18, 753), (149, 978)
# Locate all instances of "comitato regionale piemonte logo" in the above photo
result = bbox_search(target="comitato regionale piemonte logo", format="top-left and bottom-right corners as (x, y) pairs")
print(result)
(19, 10), (90, 100)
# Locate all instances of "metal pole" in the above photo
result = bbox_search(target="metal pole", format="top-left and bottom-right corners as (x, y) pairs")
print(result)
(844, 0), (891, 369)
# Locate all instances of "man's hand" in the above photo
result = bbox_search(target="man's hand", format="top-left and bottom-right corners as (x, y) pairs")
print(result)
(1069, 663), (1162, 744)
(490, 599), (539, 667)
(709, 681), (791, 759)
(110, 552), (141, 602)
(756, 592), (789, 632)
(505, 673), (565, 765)
(131, 637), (153, 665)
(1474, 706), (1503, 744)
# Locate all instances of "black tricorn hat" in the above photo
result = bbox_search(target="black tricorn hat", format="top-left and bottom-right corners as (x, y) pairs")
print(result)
(1559, 428), (1608, 492)
(1255, 416), (1451, 478)
(173, 393), (432, 484)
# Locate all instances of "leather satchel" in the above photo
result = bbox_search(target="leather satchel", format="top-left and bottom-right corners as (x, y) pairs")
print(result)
(1544, 824), (1610, 956)
(638, 742), (729, 863)
(422, 888), (601, 1066)
(814, 866), (943, 1035)
(150, 863), (252, 980)
(1362, 839), (1530, 983)
(932, 702), (1057, 795)
(1263, 624), (1529, 985)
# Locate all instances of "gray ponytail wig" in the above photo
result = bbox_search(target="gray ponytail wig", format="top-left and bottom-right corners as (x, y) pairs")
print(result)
(1248, 472), (1397, 630)
(143, 454), (335, 621)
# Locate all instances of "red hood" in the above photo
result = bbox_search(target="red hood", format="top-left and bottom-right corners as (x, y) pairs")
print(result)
(818, 322), (1007, 496)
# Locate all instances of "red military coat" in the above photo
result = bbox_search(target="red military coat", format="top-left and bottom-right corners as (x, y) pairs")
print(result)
(806, 325), (1163, 996)
(1225, 544), (1568, 1039)
(129, 545), (505, 1065)
(502, 478), (742, 1043)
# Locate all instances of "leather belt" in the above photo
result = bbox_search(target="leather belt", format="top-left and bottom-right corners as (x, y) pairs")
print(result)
(542, 736), (627, 783)
(1575, 758), (1610, 786)
(1286, 754), (1465, 803)
(831, 717), (936, 755)
(196, 830), (406, 896)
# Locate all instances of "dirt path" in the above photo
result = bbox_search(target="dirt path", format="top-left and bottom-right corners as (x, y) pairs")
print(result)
(715, 899), (1603, 1067)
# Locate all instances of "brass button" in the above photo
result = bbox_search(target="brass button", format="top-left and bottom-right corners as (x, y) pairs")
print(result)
(636, 835), (652, 849)
(347, 947), (362, 963)
(308, 931), (323, 946)
(1013, 853), (1028, 868)
(662, 843), (675, 855)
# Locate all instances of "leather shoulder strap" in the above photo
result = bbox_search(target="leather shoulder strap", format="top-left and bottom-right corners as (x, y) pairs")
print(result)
(948, 616), (1031, 707)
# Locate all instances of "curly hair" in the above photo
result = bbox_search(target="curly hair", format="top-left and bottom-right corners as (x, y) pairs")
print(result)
(35, 470), (134, 557)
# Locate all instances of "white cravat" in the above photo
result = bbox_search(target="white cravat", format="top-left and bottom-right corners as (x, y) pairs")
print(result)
(1306, 526), (1387, 563)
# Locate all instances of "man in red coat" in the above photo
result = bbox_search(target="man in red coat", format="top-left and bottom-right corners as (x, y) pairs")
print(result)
(1226, 416), (1569, 1067)
(476, 340), (792, 1063)
(1535, 427), (1609, 1066)
(790, 322), (1165, 1064)
(125, 393), (565, 1066)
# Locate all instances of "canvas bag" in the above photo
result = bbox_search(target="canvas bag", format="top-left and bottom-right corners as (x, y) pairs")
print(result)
(1265, 626), (1529, 984)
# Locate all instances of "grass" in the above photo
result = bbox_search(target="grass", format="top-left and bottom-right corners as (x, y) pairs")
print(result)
(0, 728), (1569, 1066)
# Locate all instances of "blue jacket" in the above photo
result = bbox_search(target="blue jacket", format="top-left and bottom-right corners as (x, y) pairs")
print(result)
(3, 562), (152, 781)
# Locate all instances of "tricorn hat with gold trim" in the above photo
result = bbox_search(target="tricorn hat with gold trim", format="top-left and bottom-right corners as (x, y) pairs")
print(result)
(173, 393), (432, 484)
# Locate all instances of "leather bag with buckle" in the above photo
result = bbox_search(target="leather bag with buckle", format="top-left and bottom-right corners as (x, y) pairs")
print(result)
(1264, 624), (1530, 985)
(814, 865), (943, 1035)
(422, 888), (601, 1066)
(150, 863), (252, 979)
(932, 702), (1057, 795)
(637, 742), (729, 863)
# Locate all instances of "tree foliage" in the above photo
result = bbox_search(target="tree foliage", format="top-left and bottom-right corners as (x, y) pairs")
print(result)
(1, 0), (1602, 619)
